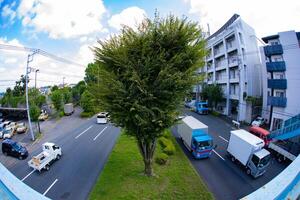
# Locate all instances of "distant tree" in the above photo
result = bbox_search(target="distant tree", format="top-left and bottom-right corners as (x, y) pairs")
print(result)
(51, 85), (59, 92)
(13, 75), (27, 96)
(30, 103), (41, 133)
(90, 15), (206, 176)
(61, 87), (72, 103)
(84, 63), (100, 84)
(51, 90), (63, 111)
(80, 90), (95, 113)
(72, 81), (87, 103)
(201, 84), (224, 110)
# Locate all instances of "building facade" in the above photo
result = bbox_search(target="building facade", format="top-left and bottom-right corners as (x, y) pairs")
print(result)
(199, 14), (262, 122)
(261, 31), (300, 130)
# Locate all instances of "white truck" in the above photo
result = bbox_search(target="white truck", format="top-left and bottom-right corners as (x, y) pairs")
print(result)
(64, 103), (74, 116)
(227, 130), (271, 178)
(28, 143), (62, 172)
(178, 116), (214, 159)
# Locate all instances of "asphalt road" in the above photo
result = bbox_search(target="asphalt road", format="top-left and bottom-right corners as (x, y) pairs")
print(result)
(5, 117), (120, 200)
(172, 110), (287, 200)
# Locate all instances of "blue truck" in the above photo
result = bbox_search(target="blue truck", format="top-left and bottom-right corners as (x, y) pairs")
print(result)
(193, 101), (209, 114)
(178, 116), (214, 159)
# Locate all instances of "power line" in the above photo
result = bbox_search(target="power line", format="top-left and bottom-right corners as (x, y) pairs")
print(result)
(0, 43), (86, 68)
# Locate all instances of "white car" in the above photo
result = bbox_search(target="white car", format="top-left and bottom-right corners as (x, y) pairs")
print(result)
(251, 116), (265, 127)
(16, 123), (27, 134)
(97, 112), (109, 124)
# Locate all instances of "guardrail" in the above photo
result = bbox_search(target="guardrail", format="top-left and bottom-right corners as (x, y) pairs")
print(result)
(0, 163), (50, 200)
(241, 155), (300, 200)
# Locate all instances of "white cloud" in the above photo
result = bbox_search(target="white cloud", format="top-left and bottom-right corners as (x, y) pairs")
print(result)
(17, 0), (107, 39)
(108, 6), (147, 30)
(185, 0), (300, 37)
(0, 38), (85, 91)
(2, 3), (17, 23)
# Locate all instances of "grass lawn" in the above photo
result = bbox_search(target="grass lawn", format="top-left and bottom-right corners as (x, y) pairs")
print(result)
(89, 130), (214, 200)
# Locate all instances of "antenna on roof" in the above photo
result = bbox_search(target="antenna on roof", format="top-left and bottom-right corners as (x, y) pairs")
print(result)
(207, 23), (211, 36)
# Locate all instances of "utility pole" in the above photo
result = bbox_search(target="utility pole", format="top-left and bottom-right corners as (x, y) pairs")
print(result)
(62, 77), (65, 88)
(34, 69), (40, 89)
(26, 50), (38, 141)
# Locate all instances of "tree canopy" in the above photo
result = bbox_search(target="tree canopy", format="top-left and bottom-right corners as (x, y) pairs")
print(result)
(89, 15), (206, 176)
(201, 84), (224, 110)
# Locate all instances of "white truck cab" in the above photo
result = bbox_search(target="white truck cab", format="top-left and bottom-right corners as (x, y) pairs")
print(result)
(28, 143), (62, 172)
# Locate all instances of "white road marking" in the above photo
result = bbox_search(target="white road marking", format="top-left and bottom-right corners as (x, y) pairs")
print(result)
(21, 169), (35, 181)
(218, 136), (229, 143)
(75, 125), (93, 139)
(212, 149), (225, 161)
(43, 179), (58, 196)
(93, 126), (108, 141)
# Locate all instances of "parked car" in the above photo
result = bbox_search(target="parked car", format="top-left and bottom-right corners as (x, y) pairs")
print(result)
(4, 122), (17, 133)
(2, 139), (28, 160)
(16, 123), (27, 134)
(97, 112), (109, 124)
(1, 129), (14, 139)
(251, 116), (265, 127)
(38, 112), (49, 121)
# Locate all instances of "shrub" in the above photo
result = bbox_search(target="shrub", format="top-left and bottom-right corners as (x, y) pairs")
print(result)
(80, 112), (94, 118)
(158, 137), (169, 148)
(59, 111), (64, 117)
(163, 144), (175, 155)
(161, 130), (171, 139)
(155, 153), (168, 165)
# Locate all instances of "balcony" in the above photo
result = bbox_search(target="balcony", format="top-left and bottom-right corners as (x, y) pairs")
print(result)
(228, 57), (239, 67)
(215, 61), (227, 71)
(268, 79), (287, 89)
(266, 61), (286, 72)
(264, 44), (283, 57)
(267, 96), (287, 107)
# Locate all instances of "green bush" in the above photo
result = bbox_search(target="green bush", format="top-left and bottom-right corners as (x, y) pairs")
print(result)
(158, 137), (169, 148)
(155, 153), (168, 165)
(59, 111), (64, 117)
(163, 144), (175, 155)
(211, 110), (220, 116)
(161, 130), (171, 139)
(80, 112), (94, 118)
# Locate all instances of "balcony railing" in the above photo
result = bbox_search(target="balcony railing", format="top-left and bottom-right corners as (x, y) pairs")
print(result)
(267, 79), (287, 89)
(264, 44), (283, 57)
(266, 61), (286, 72)
(267, 96), (287, 107)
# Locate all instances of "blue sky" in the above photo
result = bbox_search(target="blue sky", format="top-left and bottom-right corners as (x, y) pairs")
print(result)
(0, 0), (299, 92)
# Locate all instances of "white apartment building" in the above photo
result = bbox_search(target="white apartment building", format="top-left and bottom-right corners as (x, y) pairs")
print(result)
(261, 31), (300, 130)
(199, 14), (262, 123)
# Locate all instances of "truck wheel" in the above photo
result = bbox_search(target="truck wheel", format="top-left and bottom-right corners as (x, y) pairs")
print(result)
(246, 169), (251, 175)
(3, 151), (8, 156)
(45, 165), (50, 171)
(231, 156), (236, 162)
(56, 154), (61, 160)
(18, 155), (23, 160)
(277, 156), (283, 163)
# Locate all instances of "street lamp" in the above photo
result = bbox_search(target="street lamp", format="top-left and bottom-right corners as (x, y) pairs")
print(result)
(34, 69), (40, 89)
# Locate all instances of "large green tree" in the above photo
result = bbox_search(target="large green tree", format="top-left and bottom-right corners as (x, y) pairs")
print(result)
(89, 15), (206, 176)
(201, 84), (224, 110)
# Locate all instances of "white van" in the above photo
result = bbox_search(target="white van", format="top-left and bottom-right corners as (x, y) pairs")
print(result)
(97, 112), (108, 124)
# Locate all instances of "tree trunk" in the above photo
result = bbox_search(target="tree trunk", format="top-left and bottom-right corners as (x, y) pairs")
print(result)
(137, 137), (156, 176)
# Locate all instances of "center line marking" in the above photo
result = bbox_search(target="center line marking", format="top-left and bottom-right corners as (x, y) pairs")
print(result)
(75, 125), (93, 139)
(43, 179), (58, 196)
(212, 149), (225, 161)
(218, 136), (229, 143)
(93, 126), (108, 141)
(21, 169), (35, 181)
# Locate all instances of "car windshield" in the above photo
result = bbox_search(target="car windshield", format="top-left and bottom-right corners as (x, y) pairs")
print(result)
(12, 143), (22, 151)
(258, 154), (271, 167)
(198, 140), (212, 150)
(97, 115), (106, 118)
(202, 104), (208, 108)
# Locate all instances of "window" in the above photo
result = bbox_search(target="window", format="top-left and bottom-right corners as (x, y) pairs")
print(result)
(275, 91), (285, 97)
(251, 154), (260, 167)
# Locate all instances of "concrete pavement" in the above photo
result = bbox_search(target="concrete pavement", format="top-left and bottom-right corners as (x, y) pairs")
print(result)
(172, 110), (286, 200)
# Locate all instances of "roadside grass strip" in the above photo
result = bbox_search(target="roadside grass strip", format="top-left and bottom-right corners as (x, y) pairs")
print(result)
(89, 130), (214, 200)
